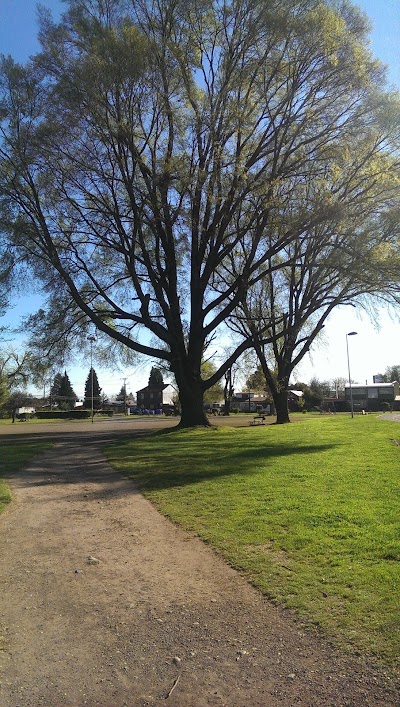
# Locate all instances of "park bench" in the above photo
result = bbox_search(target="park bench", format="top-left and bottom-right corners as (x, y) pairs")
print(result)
(249, 415), (266, 426)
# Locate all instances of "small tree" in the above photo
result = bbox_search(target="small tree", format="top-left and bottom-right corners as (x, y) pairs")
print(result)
(384, 365), (400, 383)
(0, 371), (8, 410)
(2, 390), (33, 421)
(303, 385), (323, 411)
(58, 370), (77, 410)
(148, 367), (164, 386)
(116, 385), (126, 402)
(116, 384), (133, 410)
(83, 367), (102, 410)
(245, 366), (268, 392)
(50, 372), (63, 408)
(331, 377), (347, 399)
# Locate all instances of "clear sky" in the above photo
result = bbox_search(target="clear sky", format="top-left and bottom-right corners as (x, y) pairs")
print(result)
(0, 1), (400, 397)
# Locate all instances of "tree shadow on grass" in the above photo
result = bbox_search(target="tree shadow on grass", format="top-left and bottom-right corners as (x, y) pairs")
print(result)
(1, 430), (338, 504)
(113, 442), (338, 493)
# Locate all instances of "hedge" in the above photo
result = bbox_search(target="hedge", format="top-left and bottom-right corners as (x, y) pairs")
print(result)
(35, 410), (92, 420)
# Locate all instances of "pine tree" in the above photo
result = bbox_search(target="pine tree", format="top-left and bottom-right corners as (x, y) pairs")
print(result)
(50, 372), (63, 402)
(148, 367), (164, 386)
(116, 384), (126, 402)
(83, 367), (102, 409)
(58, 370), (77, 410)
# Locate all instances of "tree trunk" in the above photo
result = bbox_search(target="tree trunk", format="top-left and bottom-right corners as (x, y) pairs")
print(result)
(173, 357), (211, 427)
(272, 388), (290, 424)
(223, 399), (231, 416)
(223, 368), (234, 416)
(178, 382), (211, 427)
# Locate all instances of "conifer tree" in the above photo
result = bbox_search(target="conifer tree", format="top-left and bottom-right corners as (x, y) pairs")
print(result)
(116, 384), (126, 402)
(148, 367), (164, 386)
(58, 370), (77, 410)
(83, 367), (102, 409)
(50, 372), (63, 407)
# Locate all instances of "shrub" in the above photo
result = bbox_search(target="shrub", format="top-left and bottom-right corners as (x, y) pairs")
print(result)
(35, 410), (92, 420)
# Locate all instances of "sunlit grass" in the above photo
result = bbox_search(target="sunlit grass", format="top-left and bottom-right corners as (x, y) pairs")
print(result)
(106, 415), (400, 666)
(0, 417), (65, 425)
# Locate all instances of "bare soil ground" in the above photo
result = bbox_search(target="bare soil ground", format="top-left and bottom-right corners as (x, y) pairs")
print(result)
(0, 418), (399, 706)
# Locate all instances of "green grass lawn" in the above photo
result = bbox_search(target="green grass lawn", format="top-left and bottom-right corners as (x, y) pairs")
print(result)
(106, 414), (400, 666)
(0, 442), (53, 514)
(0, 417), (64, 425)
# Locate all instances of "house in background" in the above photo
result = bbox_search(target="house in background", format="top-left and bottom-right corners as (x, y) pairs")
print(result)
(287, 390), (304, 411)
(231, 389), (304, 413)
(345, 381), (400, 412)
(231, 391), (269, 412)
(136, 383), (176, 412)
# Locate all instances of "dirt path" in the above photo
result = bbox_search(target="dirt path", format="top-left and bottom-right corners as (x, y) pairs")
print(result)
(0, 429), (398, 706)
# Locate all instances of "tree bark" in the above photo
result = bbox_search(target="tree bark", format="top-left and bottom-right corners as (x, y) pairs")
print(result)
(173, 359), (211, 428)
(272, 388), (290, 425)
(178, 383), (211, 427)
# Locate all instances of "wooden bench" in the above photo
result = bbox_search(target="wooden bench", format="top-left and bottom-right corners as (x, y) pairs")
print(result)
(249, 415), (266, 426)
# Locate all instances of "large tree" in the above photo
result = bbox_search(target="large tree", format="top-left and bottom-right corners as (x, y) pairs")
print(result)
(231, 129), (400, 422)
(1, 0), (399, 426)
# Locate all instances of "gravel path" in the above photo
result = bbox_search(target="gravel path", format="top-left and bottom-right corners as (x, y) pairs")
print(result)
(0, 422), (398, 706)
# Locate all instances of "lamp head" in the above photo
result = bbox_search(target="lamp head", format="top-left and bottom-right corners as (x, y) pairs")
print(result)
(347, 331), (358, 336)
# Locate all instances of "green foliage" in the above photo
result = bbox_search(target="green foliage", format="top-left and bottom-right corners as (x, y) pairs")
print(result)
(295, 378), (331, 410)
(0, 372), (9, 409)
(106, 415), (400, 664)
(1, 0), (399, 428)
(35, 409), (91, 419)
(0, 349), (32, 407)
(384, 365), (400, 383)
(148, 367), (164, 386)
(245, 365), (267, 391)
(0, 389), (33, 417)
(50, 372), (63, 399)
(83, 367), (102, 409)
(116, 384), (126, 402)
(202, 360), (224, 404)
(51, 370), (77, 410)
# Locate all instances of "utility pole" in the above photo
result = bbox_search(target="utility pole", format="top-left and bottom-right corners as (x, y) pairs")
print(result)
(123, 377), (127, 414)
(88, 335), (96, 423)
(346, 331), (358, 418)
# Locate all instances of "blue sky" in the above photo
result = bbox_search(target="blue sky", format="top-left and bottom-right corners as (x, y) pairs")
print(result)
(0, 1), (400, 396)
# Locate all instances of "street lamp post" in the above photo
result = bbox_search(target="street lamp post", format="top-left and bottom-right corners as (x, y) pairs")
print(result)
(88, 335), (96, 424)
(346, 331), (358, 418)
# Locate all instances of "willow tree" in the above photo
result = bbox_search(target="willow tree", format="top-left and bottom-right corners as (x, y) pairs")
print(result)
(231, 140), (400, 423)
(0, 0), (397, 426)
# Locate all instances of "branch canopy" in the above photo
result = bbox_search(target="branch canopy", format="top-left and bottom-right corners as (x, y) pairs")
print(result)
(0, 0), (399, 423)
